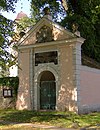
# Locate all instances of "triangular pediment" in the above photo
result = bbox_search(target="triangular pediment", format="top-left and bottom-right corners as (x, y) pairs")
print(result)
(18, 16), (76, 46)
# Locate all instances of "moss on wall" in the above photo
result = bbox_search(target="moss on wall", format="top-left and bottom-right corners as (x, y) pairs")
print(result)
(0, 77), (19, 109)
(0, 77), (19, 97)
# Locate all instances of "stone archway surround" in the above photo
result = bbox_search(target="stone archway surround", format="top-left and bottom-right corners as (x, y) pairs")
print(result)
(33, 65), (59, 110)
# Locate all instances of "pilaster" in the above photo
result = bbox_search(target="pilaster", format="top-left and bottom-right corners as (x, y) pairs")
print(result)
(29, 49), (34, 109)
(73, 39), (85, 113)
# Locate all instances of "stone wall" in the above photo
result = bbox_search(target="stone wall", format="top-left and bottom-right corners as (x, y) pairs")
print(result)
(0, 86), (16, 109)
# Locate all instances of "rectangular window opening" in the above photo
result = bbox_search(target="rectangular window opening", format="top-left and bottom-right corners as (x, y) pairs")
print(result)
(35, 51), (58, 66)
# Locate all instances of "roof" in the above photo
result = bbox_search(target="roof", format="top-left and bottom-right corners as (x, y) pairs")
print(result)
(15, 11), (28, 21)
(17, 14), (85, 47)
(82, 54), (100, 69)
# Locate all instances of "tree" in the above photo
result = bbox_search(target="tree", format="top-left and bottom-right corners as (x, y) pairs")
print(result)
(64, 0), (100, 62)
(16, 16), (36, 33)
(31, 0), (100, 62)
(31, 0), (66, 21)
(0, 0), (18, 76)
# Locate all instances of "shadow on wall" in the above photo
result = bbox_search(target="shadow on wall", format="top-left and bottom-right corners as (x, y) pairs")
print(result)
(21, 21), (71, 46)
(57, 83), (77, 112)
(57, 42), (77, 112)
(16, 76), (31, 110)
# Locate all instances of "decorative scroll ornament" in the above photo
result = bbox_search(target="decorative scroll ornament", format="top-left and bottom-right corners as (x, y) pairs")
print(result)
(36, 25), (54, 43)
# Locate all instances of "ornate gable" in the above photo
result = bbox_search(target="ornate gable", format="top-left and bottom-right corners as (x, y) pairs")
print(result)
(36, 25), (53, 43)
(18, 17), (76, 46)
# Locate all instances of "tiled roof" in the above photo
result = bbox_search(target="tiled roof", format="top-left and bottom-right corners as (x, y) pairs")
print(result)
(82, 54), (100, 69)
(15, 11), (28, 20)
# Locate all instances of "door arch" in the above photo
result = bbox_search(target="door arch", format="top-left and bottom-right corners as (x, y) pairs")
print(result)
(40, 71), (56, 110)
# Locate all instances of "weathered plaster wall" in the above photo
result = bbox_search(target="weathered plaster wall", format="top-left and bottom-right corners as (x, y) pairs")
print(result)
(16, 49), (31, 110)
(33, 43), (78, 112)
(0, 86), (15, 109)
(57, 44), (77, 112)
(80, 66), (100, 113)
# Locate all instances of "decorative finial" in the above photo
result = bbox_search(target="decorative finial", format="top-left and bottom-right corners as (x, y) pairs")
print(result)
(43, 7), (52, 20)
(72, 23), (79, 33)
(43, 7), (50, 15)
(72, 23), (80, 37)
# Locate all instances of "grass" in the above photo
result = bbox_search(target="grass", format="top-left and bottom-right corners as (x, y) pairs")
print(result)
(0, 109), (100, 129)
(0, 125), (44, 130)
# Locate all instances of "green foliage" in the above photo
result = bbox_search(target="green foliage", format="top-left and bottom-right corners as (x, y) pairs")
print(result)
(0, 15), (15, 73)
(31, 0), (100, 62)
(0, 0), (18, 12)
(16, 16), (36, 32)
(0, 77), (19, 96)
(65, 0), (100, 62)
(0, 0), (18, 76)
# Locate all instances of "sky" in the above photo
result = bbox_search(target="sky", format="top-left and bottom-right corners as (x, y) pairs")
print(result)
(2, 0), (31, 20)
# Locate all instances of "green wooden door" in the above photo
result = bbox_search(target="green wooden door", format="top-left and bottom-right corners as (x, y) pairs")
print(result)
(40, 81), (56, 110)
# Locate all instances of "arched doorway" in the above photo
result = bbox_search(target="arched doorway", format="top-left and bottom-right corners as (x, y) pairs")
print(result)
(40, 71), (56, 110)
